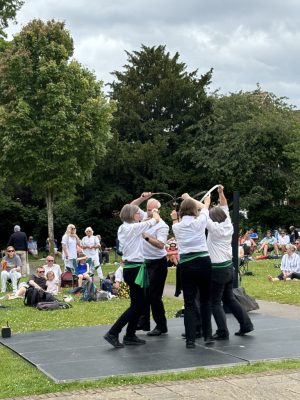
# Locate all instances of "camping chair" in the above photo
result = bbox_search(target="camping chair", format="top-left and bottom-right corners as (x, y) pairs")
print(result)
(239, 255), (251, 276)
(65, 259), (79, 288)
(7, 277), (21, 292)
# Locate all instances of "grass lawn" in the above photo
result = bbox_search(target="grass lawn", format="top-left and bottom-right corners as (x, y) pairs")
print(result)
(1, 257), (300, 398)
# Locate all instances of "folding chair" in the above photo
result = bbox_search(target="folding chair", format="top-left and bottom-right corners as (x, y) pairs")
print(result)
(6, 277), (21, 292)
(239, 255), (250, 276)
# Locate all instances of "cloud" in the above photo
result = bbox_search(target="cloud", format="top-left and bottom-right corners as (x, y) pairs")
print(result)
(6, 0), (300, 107)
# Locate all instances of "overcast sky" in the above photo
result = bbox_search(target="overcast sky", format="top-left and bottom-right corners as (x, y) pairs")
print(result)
(6, 0), (300, 108)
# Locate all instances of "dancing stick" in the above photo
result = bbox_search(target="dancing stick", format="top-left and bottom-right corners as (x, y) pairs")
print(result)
(199, 184), (221, 203)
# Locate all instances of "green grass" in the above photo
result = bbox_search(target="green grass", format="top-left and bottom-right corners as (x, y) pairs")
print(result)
(1, 258), (300, 398)
(238, 259), (300, 305)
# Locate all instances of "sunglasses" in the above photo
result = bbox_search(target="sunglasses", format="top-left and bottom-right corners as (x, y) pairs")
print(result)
(38, 270), (45, 273)
(7, 250), (14, 252)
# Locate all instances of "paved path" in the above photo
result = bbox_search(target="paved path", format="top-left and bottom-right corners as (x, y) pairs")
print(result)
(4, 283), (300, 400)
(5, 370), (300, 400)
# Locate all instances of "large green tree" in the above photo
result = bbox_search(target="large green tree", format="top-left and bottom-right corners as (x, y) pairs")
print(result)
(78, 45), (213, 241)
(188, 89), (300, 228)
(0, 19), (114, 252)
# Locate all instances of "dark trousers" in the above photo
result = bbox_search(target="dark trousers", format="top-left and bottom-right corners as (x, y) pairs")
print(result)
(211, 267), (253, 335)
(109, 267), (145, 337)
(99, 251), (109, 264)
(138, 257), (168, 331)
(181, 257), (212, 342)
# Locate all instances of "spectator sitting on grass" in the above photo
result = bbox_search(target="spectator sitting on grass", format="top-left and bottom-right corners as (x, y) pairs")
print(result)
(258, 230), (279, 256)
(28, 236), (38, 257)
(1, 246), (22, 294)
(240, 231), (256, 257)
(277, 229), (290, 254)
(6, 266), (47, 299)
(46, 271), (59, 295)
(268, 244), (300, 282)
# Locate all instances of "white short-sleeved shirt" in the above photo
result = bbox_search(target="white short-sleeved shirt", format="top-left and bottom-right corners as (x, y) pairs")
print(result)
(61, 235), (77, 259)
(281, 253), (300, 273)
(206, 205), (233, 264)
(139, 210), (169, 259)
(81, 235), (100, 266)
(118, 218), (157, 262)
(172, 208), (209, 255)
(278, 235), (290, 245)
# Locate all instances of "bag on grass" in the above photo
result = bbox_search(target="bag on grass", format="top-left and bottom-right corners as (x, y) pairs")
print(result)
(81, 280), (97, 302)
(36, 301), (72, 310)
(96, 290), (110, 301)
(232, 287), (259, 312)
(24, 286), (56, 307)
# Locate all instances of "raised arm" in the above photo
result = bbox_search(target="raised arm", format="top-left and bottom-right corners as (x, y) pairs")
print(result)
(218, 185), (227, 206)
(130, 192), (152, 206)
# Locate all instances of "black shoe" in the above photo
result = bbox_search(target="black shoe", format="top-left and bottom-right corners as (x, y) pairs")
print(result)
(235, 326), (254, 336)
(147, 327), (168, 336)
(186, 340), (195, 349)
(123, 335), (146, 345)
(181, 331), (202, 339)
(212, 332), (229, 340)
(204, 336), (215, 345)
(136, 324), (151, 332)
(104, 332), (124, 348)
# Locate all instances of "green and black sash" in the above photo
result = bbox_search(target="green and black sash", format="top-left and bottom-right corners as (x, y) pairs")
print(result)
(211, 260), (233, 269)
(178, 251), (209, 265)
(124, 261), (149, 288)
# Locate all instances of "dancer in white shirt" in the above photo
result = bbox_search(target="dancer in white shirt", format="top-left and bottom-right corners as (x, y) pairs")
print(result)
(104, 204), (160, 348)
(186, 186), (254, 340)
(171, 195), (213, 349)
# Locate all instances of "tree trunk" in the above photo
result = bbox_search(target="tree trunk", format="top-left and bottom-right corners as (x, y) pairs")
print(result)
(46, 188), (55, 256)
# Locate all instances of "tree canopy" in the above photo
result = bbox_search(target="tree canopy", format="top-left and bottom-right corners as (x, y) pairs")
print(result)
(186, 89), (300, 228)
(0, 19), (114, 251)
(0, 0), (24, 37)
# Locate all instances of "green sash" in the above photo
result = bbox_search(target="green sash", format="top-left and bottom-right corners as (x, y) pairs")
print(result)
(179, 251), (209, 265)
(124, 261), (149, 288)
(211, 260), (233, 269)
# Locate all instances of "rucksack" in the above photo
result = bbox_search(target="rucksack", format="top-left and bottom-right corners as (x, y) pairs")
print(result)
(36, 301), (72, 310)
(81, 279), (97, 302)
(24, 287), (56, 307)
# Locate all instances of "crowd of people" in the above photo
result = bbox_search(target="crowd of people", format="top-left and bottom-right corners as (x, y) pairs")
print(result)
(0, 224), (112, 297)
(240, 226), (299, 259)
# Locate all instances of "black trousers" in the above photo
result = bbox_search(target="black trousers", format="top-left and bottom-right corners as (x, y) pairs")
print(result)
(181, 256), (212, 342)
(109, 267), (145, 337)
(138, 257), (168, 331)
(211, 267), (253, 336)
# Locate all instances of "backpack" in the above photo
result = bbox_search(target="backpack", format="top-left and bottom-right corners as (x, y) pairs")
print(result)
(24, 287), (56, 307)
(81, 279), (97, 302)
(36, 301), (72, 310)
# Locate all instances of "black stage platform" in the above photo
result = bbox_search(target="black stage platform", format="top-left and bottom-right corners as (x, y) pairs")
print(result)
(1, 313), (300, 383)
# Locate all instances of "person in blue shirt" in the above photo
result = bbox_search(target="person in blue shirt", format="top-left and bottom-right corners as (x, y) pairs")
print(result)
(258, 230), (279, 256)
(75, 254), (91, 287)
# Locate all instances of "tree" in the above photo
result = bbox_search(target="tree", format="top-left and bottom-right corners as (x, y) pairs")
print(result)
(0, 19), (114, 253)
(188, 89), (300, 228)
(79, 45), (213, 240)
(0, 0), (24, 37)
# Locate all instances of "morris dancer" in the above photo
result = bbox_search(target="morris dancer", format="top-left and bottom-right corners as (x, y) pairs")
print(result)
(104, 204), (160, 348)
